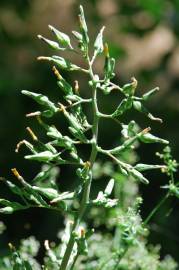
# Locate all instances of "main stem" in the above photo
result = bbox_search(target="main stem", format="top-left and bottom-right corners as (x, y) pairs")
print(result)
(59, 56), (99, 270)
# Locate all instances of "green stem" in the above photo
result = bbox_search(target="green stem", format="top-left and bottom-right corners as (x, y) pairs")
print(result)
(144, 193), (169, 225)
(59, 54), (99, 270)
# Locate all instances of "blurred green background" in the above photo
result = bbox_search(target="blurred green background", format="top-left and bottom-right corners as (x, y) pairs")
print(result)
(1, 0), (179, 264)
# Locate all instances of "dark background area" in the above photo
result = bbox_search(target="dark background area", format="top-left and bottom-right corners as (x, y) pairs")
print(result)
(0, 0), (179, 264)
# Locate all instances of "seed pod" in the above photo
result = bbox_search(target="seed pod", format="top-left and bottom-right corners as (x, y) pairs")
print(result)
(69, 126), (87, 142)
(134, 163), (166, 172)
(0, 206), (14, 214)
(104, 178), (115, 196)
(32, 169), (51, 183)
(47, 125), (63, 139)
(38, 35), (64, 50)
(140, 133), (169, 144)
(52, 66), (73, 96)
(38, 56), (80, 71)
(4, 180), (22, 196)
(50, 191), (74, 204)
(130, 168), (149, 184)
(32, 186), (59, 200)
(72, 30), (83, 41)
(0, 199), (25, 212)
(78, 5), (89, 45)
(112, 97), (133, 117)
(48, 25), (73, 49)
(94, 26), (105, 55)
(22, 90), (58, 114)
(25, 151), (59, 162)
(122, 77), (138, 96)
(104, 43), (115, 81)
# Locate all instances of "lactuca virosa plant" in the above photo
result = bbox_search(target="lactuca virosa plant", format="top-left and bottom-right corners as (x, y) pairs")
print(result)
(0, 5), (178, 270)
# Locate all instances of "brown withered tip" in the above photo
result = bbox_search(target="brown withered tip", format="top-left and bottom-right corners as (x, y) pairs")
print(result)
(58, 102), (66, 113)
(80, 227), (85, 237)
(52, 66), (62, 80)
(26, 127), (38, 141)
(142, 127), (151, 134)
(11, 168), (21, 179)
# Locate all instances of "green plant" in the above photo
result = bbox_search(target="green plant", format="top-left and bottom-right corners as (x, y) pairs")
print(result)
(0, 5), (178, 270)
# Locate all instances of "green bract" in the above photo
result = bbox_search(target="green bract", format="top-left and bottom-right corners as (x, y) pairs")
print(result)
(0, 5), (178, 270)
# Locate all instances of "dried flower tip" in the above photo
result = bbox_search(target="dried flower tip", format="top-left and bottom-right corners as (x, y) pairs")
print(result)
(26, 127), (38, 141)
(161, 167), (167, 173)
(11, 168), (23, 181)
(26, 111), (41, 117)
(69, 220), (74, 225)
(58, 102), (66, 112)
(80, 227), (85, 237)
(52, 66), (62, 80)
(8, 242), (15, 251)
(44, 240), (50, 251)
(37, 56), (49, 61)
(84, 161), (91, 168)
(142, 127), (151, 134)
(37, 34), (43, 40)
(131, 77), (138, 89)
(74, 80), (79, 94)
(15, 140), (25, 153)
(104, 43), (109, 57)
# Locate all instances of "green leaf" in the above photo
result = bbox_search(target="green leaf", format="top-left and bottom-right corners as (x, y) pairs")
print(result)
(48, 25), (73, 49)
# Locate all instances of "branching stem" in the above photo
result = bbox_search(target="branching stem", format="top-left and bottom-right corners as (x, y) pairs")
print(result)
(59, 51), (99, 270)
